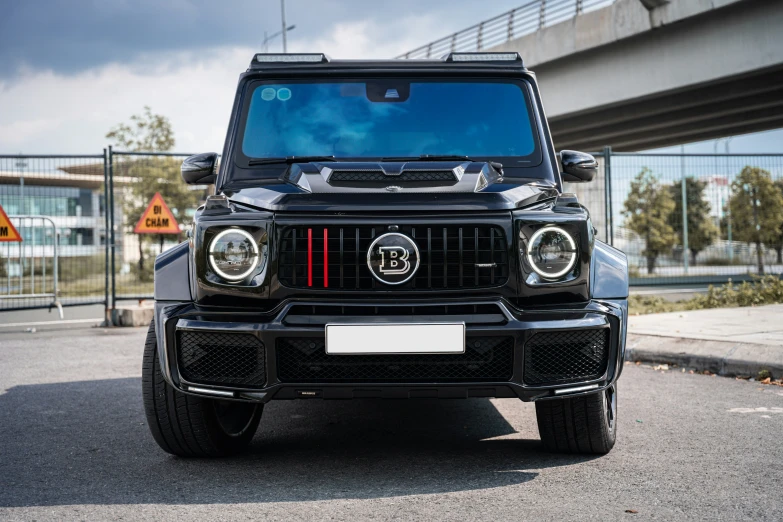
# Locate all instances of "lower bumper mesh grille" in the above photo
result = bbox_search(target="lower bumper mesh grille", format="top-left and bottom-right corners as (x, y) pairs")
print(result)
(177, 330), (266, 388)
(277, 337), (514, 383)
(523, 329), (609, 385)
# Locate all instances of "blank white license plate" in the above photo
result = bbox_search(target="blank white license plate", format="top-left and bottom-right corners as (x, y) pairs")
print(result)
(325, 323), (465, 355)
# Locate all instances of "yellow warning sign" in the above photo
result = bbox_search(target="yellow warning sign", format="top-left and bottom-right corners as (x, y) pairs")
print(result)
(134, 192), (180, 234)
(0, 204), (22, 242)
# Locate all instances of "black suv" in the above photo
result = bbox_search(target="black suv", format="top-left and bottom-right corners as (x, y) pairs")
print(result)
(142, 52), (629, 457)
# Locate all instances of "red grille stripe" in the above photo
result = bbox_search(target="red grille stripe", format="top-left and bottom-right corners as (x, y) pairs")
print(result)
(323, 228), (329, 288)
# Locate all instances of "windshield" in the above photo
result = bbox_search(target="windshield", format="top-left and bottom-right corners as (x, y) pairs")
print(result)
(237, 79), (540, 166)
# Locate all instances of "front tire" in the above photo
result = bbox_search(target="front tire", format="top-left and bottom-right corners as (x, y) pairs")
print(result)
(535, 386), (617, 454)
(142, 320), (263, 457)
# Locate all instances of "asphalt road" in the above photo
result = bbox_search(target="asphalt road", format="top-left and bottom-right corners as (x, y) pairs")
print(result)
(0, 327), (781, 521)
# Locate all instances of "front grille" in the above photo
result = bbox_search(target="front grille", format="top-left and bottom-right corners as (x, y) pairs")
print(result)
(277, 337), (514, 383)
(330, 170), (457, 182)
(278, 225), (508, 290)
(177, 330), (266, 388)
(523, 329), (609, 385)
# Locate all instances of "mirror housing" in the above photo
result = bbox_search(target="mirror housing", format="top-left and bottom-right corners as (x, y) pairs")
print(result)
(181, 153), (218, 185)
(560, 150), (597, 183)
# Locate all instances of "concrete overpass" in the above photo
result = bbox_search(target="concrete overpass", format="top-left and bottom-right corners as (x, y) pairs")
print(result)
(401, 0), (783, 151)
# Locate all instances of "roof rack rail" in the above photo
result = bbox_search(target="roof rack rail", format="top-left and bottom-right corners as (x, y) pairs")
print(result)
(250, 53), (330, 68)
(443, 52), (523, 64)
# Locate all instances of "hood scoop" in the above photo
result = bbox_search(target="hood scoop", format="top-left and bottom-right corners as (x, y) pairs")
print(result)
(286, 161), (501, 194)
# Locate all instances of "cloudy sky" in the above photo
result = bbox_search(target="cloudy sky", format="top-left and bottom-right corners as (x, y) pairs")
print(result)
(1, 0), (781, 155)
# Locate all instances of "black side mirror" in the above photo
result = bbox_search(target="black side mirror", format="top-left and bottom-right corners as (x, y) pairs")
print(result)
(181, 153), (218, 185)
(560, 150), (597, 183)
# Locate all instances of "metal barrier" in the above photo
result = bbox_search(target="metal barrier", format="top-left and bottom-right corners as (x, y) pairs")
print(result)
(398, 0), (616, 59)
(0, 216), (63, 317)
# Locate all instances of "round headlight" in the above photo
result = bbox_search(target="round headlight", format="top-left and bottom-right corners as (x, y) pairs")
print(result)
(526, 226), (577, 279)
(208, 229), (259, 281)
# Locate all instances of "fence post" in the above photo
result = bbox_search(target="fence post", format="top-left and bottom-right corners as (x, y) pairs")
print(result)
(108, 145), (117, 322)
(680, 150), (689, 274)
(51, 218), (62, 319)
(603, 146), (613, 246)
(103, 148), (111, 325)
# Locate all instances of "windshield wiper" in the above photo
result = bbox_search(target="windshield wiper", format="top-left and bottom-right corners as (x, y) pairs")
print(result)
(248, 155), (336, 166)
(379, 154), (503, 172)
(380, 154), (473, 162)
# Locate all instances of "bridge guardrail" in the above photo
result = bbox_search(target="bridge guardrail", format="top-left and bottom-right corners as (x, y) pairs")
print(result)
(397, 0), (616, 59)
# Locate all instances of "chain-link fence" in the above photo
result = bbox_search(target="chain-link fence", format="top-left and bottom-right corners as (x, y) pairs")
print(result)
(2, 149), (782, 319)
(608, 153), (783, 285)
(0, 154), (109, 313)
(110, 150), (208, 302)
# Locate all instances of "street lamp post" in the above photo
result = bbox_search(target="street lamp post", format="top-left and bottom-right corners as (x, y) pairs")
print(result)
(263, 24), (296, 52)
(281, 0), (288, 53)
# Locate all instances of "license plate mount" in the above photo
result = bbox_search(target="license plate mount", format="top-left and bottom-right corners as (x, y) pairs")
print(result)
(325, 323), (465, 355)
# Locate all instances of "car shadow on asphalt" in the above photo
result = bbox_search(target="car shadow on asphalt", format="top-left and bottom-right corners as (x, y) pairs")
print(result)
(0, 377), (598, 507)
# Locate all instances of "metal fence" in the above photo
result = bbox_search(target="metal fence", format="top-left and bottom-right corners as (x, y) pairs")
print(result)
(0, 154), (108, 313)
(1, 149), (782, 320)
(397, 0), (616, 59)
(110, 150), (206, 303)
(604, 152), (783, 286)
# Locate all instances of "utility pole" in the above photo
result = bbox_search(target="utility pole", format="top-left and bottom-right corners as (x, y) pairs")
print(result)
(281, 0), (288, 53)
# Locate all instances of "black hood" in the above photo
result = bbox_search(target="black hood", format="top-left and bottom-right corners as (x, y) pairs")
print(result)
(222, 161), (558, 212)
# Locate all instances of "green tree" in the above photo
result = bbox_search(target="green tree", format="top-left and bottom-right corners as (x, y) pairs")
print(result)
(728, 166), (783, 275)
(106, 106), (175, 152)
(106, 107), (204, 277)
(623, 168), (677, 274)
(667, 177), (718, 265)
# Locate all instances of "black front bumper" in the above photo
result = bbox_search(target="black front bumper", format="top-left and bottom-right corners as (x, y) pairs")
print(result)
(154, 298), (627, 403)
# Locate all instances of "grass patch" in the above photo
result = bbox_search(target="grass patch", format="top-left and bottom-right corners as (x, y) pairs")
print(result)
(630, 275), (783, 315)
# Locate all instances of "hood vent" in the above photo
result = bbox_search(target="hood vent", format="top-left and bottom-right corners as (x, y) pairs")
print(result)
(286, 161), (501, 194)
(329, 170), (457, 182)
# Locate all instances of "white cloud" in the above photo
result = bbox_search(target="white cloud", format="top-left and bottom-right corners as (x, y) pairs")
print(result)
(291, 15), (439, 59)
(0, 48), (251, 154)
(0, 16), (444, 155)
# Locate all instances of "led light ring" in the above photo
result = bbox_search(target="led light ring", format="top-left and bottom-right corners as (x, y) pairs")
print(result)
(208, 228), (259, 281)
(526, 226), (577, 279)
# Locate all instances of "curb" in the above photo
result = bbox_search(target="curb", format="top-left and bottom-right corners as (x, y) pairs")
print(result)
(626, 333), (783, 379)
(112, 304), (154, 327)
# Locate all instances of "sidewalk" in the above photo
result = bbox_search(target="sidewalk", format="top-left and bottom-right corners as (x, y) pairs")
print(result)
(627, 304), (783, 378)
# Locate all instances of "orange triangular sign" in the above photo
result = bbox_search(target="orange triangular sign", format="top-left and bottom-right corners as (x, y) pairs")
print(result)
(0, 204), (22, 242)
(134, 192), (180, 234)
